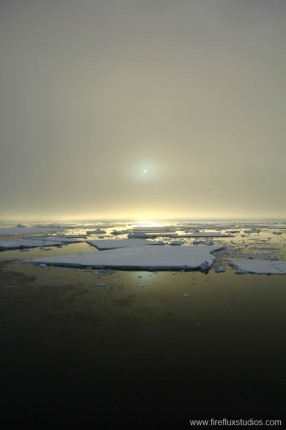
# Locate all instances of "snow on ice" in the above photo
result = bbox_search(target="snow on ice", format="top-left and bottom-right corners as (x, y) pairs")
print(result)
(229, 260), (286, 275)
(87, 239), (164, 250)
(27, 245), (225, 271)
(0, 237), (84, 251)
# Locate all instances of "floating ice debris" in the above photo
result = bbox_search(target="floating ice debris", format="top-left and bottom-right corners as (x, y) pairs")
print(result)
(87, 239), (165, 250)
(96, 283), (108, 287)
(138, 284), (145, 288)
(214, 267), (226, 273)
(128, 232), (178, 238)
(200, 261), (211, 272)
(230, 253), (274, 259)
(235, 269), (254, 275)
(27, 245), (225, 272)
(243, 228), (260, 234)
(229, 260), (286, 275)
(111, 229), (128, 236)
(127, 232), (149, 238)
(39, 264), (47, 267)
(193, 240), (215, 246)
(86, 229), (106, 234)
(64, 234), (87, 238)
(169, 241), (182, 246)
(132, 232), (232, 239)
(175, 233), (233, 238)
(183, 293), (190, 297)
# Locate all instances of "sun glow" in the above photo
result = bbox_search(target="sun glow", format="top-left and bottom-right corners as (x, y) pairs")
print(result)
(130, 161), (158, 182)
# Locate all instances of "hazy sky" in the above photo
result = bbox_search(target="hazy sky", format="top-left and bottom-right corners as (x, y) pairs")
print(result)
(0, 0), (285, 221)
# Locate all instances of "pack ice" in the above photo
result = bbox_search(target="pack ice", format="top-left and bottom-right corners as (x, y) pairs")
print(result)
(0, 226), (61, 236)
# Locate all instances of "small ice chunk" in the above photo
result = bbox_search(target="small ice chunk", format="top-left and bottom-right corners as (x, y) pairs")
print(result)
(169, 241), (182, 246)
(127, 232), (148, 238)
(214, 267), (226, 273)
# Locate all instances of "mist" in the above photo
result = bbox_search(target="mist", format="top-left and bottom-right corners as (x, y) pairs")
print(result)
(1, 0), (285, 221)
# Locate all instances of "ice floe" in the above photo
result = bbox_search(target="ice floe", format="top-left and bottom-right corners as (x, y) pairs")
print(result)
(27, 245), (225, 271)
(229, 260), (286, 275)
(0, 226), (61, 236)
(87, 239), (164, 250)
(0, 237), (84, 251)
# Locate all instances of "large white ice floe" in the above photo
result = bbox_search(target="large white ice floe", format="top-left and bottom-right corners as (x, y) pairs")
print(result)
(0, 226), (61, 236)
(229, 260), (286, 275)
(0, 237), (84, 251)
(27, 245), (225, 271)
(87, 239), (164, 250)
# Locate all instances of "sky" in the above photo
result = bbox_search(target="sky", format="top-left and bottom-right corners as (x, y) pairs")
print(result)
(0, 0), (285, 221)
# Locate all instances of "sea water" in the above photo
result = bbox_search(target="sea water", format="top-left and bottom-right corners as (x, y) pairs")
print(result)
(0, 220), (285, 428)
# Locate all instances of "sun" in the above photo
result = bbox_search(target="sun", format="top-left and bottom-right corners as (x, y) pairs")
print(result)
(143, 169), (147, 174)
